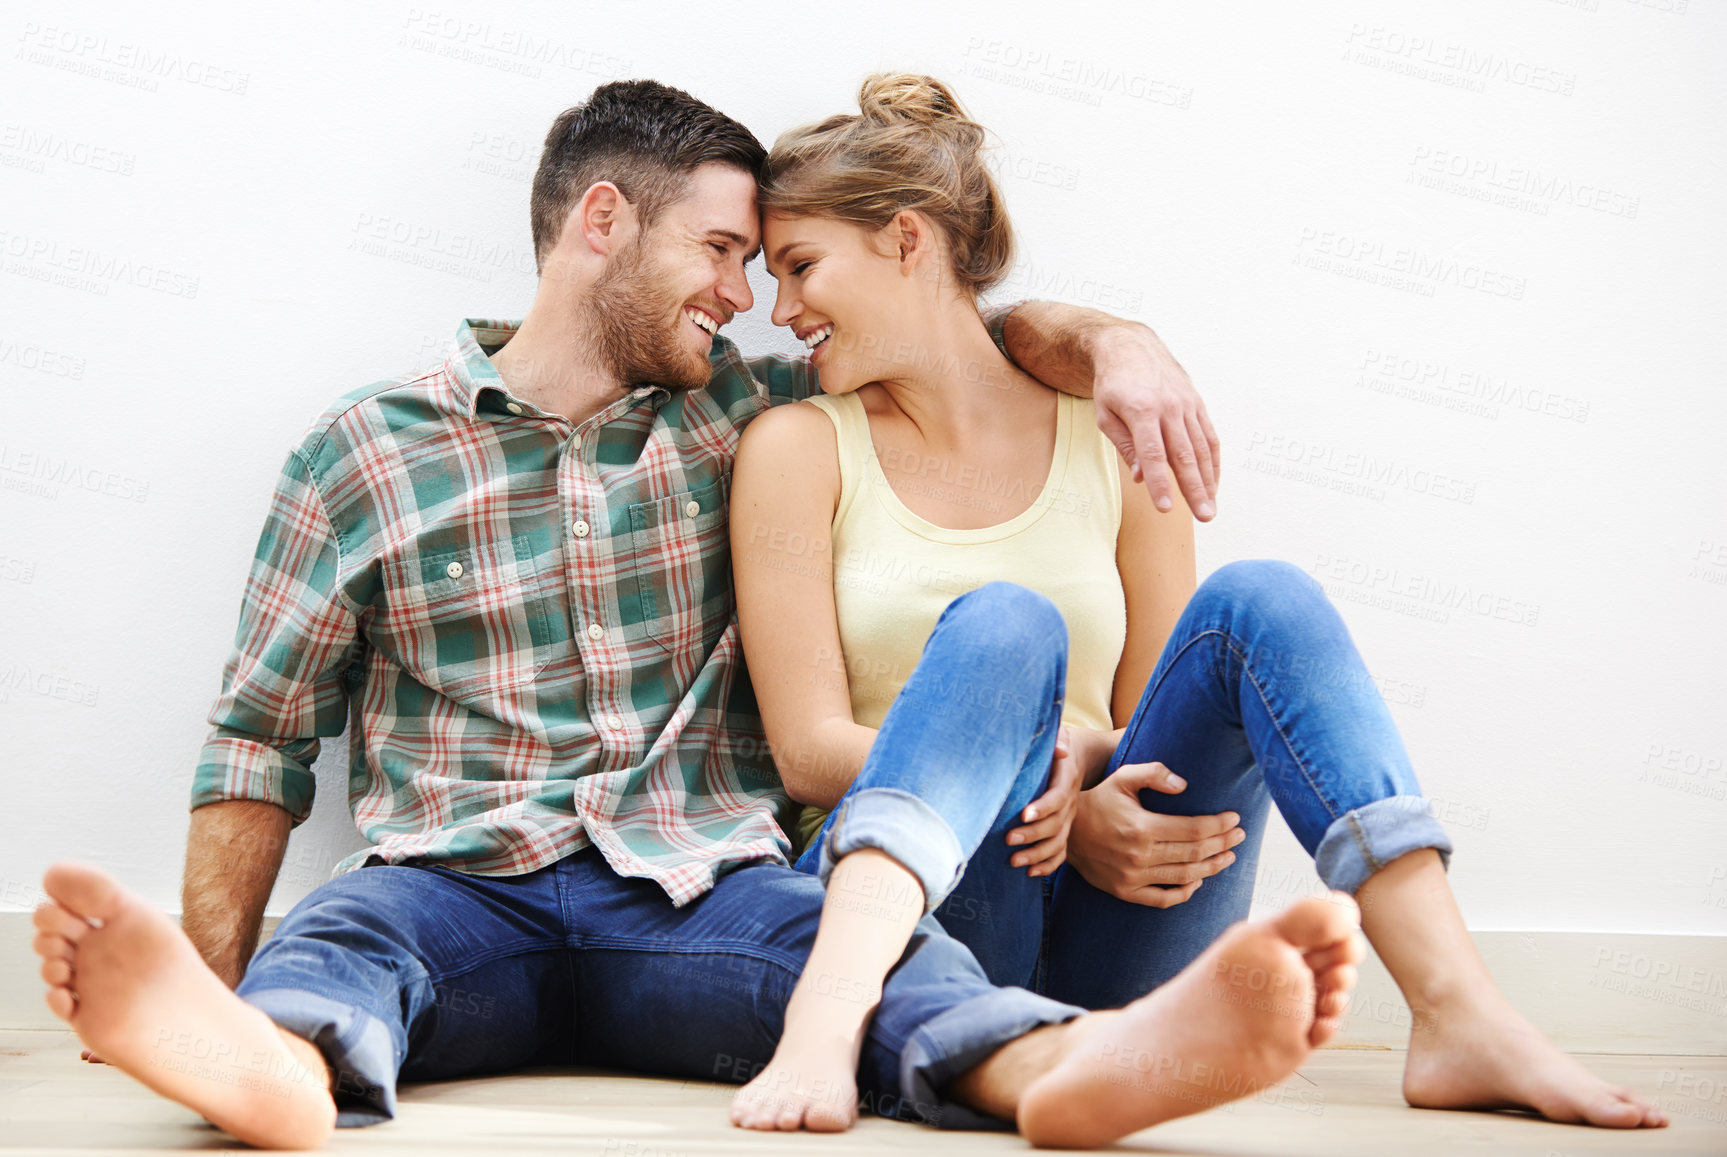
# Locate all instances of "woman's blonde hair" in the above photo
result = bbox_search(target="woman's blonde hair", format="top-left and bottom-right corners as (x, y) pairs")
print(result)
(759, 73), (1014, 298)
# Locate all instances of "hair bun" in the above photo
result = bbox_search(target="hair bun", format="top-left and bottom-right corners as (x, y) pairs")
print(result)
(762, 72), (1014, 299)
(858, 73), (969, 127)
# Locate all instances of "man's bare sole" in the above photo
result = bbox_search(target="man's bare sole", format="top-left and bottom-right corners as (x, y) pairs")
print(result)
(1017, 894), (1362, 1149)
(32, 863), (336, 1149)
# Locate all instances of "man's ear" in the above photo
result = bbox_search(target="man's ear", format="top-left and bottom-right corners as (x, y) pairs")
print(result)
(574, 181), (638, 255)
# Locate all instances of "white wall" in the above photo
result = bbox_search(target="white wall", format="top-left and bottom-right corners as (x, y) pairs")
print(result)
(2, 0), (1722, 940)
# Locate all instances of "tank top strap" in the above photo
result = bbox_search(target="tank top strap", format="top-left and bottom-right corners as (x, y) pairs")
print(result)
(802, 392), (870, 526)
(1064, 395), (1125, 536)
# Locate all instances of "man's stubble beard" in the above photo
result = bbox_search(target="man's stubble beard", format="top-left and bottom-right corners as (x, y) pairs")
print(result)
(587, 235), (711, 394)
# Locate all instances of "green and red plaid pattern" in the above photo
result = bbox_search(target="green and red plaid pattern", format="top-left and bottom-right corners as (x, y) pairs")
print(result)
(192, 319), (817, 905)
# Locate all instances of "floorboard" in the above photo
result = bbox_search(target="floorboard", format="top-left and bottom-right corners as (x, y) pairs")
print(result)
(2, 1031), (1722, 1155)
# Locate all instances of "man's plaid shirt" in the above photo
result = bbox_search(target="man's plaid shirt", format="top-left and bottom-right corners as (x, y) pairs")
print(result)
(191, 319), (818, 905)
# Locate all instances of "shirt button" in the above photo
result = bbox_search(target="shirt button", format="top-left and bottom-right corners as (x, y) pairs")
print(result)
(572, 434), (582, 450)
(505, 402), (524, 415)
(607, 714), (624, 730)
(586, 623), (604, 641)
(572, 519), (590, 538)
(445, 561), (464, 579)
(684, 500), (700, 518)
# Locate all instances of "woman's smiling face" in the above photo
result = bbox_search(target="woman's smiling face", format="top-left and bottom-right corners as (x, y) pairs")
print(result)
(763, 212), (924, 394)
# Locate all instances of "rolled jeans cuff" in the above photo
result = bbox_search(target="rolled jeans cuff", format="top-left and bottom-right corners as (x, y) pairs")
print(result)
(900, 982), (1086, 1130)
(1314, 794), (1455, 895)
(818, 787), (967, 914)
(240, 987), (400, 1127)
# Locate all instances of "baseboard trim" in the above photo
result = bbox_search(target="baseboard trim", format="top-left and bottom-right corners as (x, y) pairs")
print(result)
(2, 914), (1721, 1053)
(1335, 930), (1725, 1054)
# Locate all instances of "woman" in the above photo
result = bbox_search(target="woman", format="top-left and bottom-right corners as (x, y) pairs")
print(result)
(728, 73), (1664, 1135)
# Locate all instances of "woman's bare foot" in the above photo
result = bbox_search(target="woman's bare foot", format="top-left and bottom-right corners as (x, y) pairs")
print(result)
(728, 1019), (861, 1132)
(729, 965), (877, 1132)
(1017, 894), (1363, 1149)
(1402, 985), (1668, 1128)
(1356, 847), (1667, 1129)
(31, 862), (337, 1149)
(730, 848), (920, 1133)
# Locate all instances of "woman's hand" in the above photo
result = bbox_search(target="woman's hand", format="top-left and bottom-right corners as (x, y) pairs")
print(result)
(1065, 760), (1245, 906)
(1004, 726), (1085, 877)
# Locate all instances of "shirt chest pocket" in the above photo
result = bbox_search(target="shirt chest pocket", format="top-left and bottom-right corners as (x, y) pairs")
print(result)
(377, 533), (569, 701)
(622, 477), (732, 663)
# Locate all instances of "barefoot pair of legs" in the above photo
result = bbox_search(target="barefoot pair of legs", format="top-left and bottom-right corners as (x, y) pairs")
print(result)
(32, 560), (1664, 1147)
(30, 856), (1360, 1146)
(33, 853), (1364, 1148)
(736, 562), (1667, 1131)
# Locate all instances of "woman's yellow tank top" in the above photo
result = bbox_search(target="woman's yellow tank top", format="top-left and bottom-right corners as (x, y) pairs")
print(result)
(794, 387), (1127, 851)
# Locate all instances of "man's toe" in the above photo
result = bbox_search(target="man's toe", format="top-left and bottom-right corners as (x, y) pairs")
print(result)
(33, 903), (92, 942)
(44, 987), (75, 1021)
(33, 932), (74, 962)
(43, 864), (124, 926)
(40, 956), (71, 987)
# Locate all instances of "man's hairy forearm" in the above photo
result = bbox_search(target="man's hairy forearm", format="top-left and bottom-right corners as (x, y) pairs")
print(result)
(181, 799), (292, 988)
(1001, 301), (1153, 398)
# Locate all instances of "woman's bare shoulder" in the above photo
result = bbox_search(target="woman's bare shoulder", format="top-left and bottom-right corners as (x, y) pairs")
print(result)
(735, 398), (842, 489)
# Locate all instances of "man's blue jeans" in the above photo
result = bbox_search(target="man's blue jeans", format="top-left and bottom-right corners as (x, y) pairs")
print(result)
(236, 847), (1082, 1128)
(796, 559), (1454, 1009)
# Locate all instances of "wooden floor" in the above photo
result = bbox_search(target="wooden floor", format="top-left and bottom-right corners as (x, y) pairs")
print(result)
(1, 1031), (1722, 1155)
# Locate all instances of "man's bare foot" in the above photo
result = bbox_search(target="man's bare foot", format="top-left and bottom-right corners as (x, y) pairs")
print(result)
(1017, 894), (1363, 1149)
(1402, 986), (1668, 1128)
(31, 863), (336, 1149)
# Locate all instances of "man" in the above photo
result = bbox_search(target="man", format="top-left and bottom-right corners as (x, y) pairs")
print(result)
(30, 79), (1369, 1148)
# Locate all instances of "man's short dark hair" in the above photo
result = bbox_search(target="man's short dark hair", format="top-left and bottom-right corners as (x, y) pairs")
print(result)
(529, 79), (766, 273)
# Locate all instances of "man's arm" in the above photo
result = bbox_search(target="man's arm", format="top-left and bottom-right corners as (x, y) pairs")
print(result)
(721, 302), (1220, 519)
(182, 800), (292, 987)
(186, 448), (360, 982)
(989, 302), (1220, 521)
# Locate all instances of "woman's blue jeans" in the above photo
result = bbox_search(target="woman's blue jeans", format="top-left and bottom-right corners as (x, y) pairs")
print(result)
(794, 559), (1453, 1010)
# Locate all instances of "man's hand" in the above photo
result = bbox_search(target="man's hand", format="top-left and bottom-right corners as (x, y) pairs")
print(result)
(995, 302), (1220, 521)
(1066, 760), (1245, 906)
(1092, 325), (1220, 521)
(1005, 726), (1085, 877)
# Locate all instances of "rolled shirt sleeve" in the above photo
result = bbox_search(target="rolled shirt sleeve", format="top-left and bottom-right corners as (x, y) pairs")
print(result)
(191, 449), (361, 824)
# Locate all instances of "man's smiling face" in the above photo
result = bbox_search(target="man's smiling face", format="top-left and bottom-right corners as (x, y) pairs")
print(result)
(590, 162), (761, 392)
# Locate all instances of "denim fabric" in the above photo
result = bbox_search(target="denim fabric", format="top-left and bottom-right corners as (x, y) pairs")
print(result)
(801, 582), (1066, 916)
(236, 847), (1083, 1128)
(798, 559), (1453, 1008)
